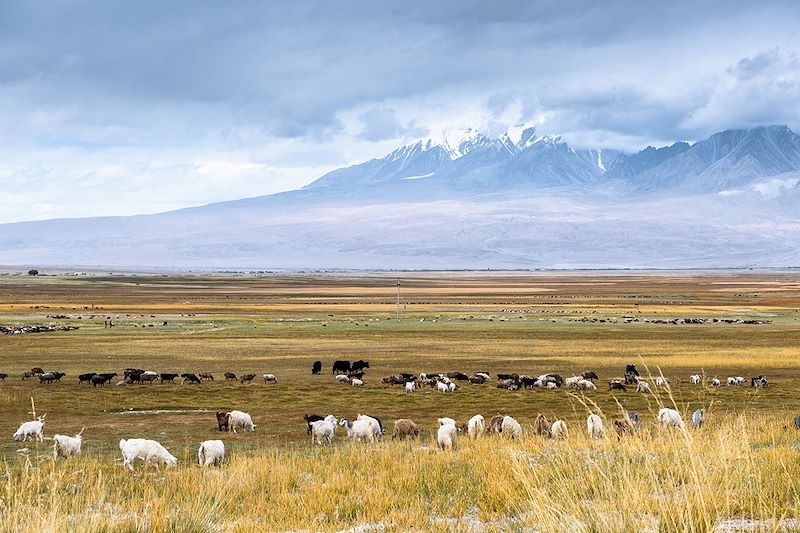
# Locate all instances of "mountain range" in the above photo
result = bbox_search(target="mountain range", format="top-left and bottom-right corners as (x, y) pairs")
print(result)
(2, 125), (800, 270)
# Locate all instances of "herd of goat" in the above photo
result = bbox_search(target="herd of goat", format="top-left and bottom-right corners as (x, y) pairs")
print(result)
(6, 361), (774, 471)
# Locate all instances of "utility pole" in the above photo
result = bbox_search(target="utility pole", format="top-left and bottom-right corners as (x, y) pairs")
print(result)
(396, 279), (401, 322)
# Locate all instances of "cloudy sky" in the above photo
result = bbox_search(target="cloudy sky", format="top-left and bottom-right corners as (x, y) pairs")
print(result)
(2, 0), (799, 222)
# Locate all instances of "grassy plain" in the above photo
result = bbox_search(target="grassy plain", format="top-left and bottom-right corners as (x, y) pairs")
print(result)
(1, 271), (800, 531)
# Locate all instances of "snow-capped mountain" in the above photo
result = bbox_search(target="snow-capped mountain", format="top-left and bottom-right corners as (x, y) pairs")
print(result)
(1, 125), (799, 270)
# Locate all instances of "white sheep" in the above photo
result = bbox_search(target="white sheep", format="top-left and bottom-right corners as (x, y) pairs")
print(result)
(227, 410), (256, 433)
(198, 439), (225, 467)
(501, 416), (523, 439)
(447, 382), (459, 392)
(564, 376), (582, 388)
(119, 438), (177, 471)
(467, 414), (485, 439)
(356, 414), (383, 439)
(546, 381), (558, 389)
(735, 376), (746, 385)
(339, 418), (375, 443)
(13, 420), (44, 442)
(351, 378), (364, 387)
(637, 381), (652, 393)
(262, 374), (277, 383)
(587, 414), (605, 439)
(576, 379), (597, 391)
(335, 375), (350, 383)
(405, 381), (416, 393)
(657, 408), (685, 429)
(690, 374), (701, 385)
(438, 417), (458, 427)
(655, 376), (667, 388)
(436, 381), (449, 393)
(550, 420), (569, 440)
(692, 408), (705, 428)
(53, 432), (83, 460)
(711, 378), (721, 387)
(437, 422), (458, 450)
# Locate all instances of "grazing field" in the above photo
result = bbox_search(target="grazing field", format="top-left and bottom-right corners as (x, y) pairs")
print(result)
(1, 271), (800, 531)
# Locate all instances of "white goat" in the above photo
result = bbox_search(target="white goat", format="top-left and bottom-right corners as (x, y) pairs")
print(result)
(550, 420), (569, 440)
(692, 409), (705, 429)
(339, 418), (375, 443)
(227, 410), (256, 433)
(501, 416), (523, 439)
(356, 414), (383, 439)
(711, 378), (721, 387)
(405, 381), (416, 393)
(657, 408), (685, 429)
(467, 414), (485, 440)
(437, 422), (458, 450)
(690, 374), (701, 385)
(587, 414), (605, 439)
(351, 378), (364, 387)
(564, 376), (582, 388)
(637, 381), (652, 393)
(438, 417), (458, 427)
(198, 440), (225, 467)
(53, 431), (83, 460)
(475, 372), (490, 381)
(262, 374), (277, 383)
(13, 420), (44, 442)
(335, 375), (350, 383)
(436, 381), (449, 393)
(655, 376), (667, 388)
(576, 379), (597, 391)
(119, 438), (177, 471)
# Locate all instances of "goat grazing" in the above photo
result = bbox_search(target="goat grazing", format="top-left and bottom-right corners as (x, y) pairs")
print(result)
(119, 438), (177, 471)
(587, 414), (605, 439)
(467, 414), (485, 439)
(53, 431), (83, 460)
(198, 440), (225, 467)
(391, 419), (419, 440)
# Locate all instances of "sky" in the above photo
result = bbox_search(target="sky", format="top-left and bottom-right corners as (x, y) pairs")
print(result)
(1, 0), (799, 222)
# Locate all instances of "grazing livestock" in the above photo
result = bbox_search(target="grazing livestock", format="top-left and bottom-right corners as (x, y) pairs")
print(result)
(711, 378), (721, 387)
(624, 371), (638, 385)
(637, 382), (652, 394)
(216, 412), (230, 432)
(180, 373), (201, 385)
(793, 416), (800, 430)
(224, 372), (237, 381)
(690, 374), (702, 385)
(550, 420), (569, 440)
(626, 364), (640, 377)
(447, 372), (469, 381)
(735, 376), (746, 385)
(627, 412), (641, 426)
(262, 374), (277, 383)
(609, 381), (627, 392)
(437, 421), (458, 450)
(240, 374), (256, 384)
(437, 381), (449, 393)
(119, 438), (177, 471)
(53, 431), (83, 460)
(91, 374), (113, 387)
(727, 377), (739, 386)
(338, 418), (375, 443)
(199, 372), (214, 381)
(655, 377), (667, 388)
(303, 414), (324, 434)
(351, 360), (370, 372)
(357, 414), (384, 438)
(497, 373), (519, 381)
(469, 375), (487, 384)
(39, 372), (58, 384)
(467, 415), (485, 439)
(564, 376), (582, 388)
(351, 378), (364, 387)
(534, 414), (549, 436)
(657, 408), (685, 429)
(475, 372), (491, 381)
(751, 375), (768, 388)
(576, 379), (597, 391)
(487, 414), (504, 433)
(501, 416), (523, 439)
(392, 419), (419, 440)
(227, 410), (256, 433)
(0, 373), (5, 381)
(78, 372), (97, 384)
(198, 440), (225, 467)
(13, 420), (44, 442)
(332, 360), (351, 375)
(160, 373), (178, 383)
(139, 373), (158, 384)
(31, 367), (45, 375)
(347, 370), (365, 380)
(613, 418), (636, 437)
(587, 414), (605, 439)
(335, 375), (351, 384)
(20, 372), (32, 381)
(405, 381), (416, 393)
(310, 419), (337, 445)
(312, 361), (322, 375)
(582, 371), (599, 381)
(692, 409), (705, 428)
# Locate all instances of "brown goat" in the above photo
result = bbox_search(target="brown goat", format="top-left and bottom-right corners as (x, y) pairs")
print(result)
(534, 413), (550, 436)
(216, 411), (230, 432)
(487, 414), (504, 434)
(391, 419), (420, 440)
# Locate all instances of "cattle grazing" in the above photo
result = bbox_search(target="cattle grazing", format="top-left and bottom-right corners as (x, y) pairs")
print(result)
(119, 438), (177, 471)
(53, 431), (83, 460)
(13, 419), (45, 442)
(216, 412), (230, 432)
(332, 360), (351, 374)
(180, 373), (201, 385)
(312, 361), (322, 375)
(240, 374), (256, 384)
(227, 410), (256, 433)
(501, 416), (523, 439)
(467, 414), (485, 439)
(160, 373), (178, 383)
(550, 420), (569, 440)
(587, 414), (605, 439)
(339, 418), (375, 443)
(534, 414), (549, 436)
(657, 408), (685, 429)
(78, 372), (97, 384)
(198, 440), (225, 467)
(487, 414), (504, 434)
(199, 372), (214, 381)
(392, 419), (420, 440)
(690, 374), (702, 385)
(224, 372), (237, 381)
(303, 414), (324, 435)
(582, 371), (599, 381)
(351, 360), (370, 372)
(692, 409), (705, 428)
(608, 381), (627, 392)
(437, 421), (458, 450)
(262, 374), (277, 383)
